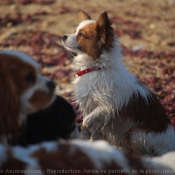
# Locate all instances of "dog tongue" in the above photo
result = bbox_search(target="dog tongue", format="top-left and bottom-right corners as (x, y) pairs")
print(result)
(71, 52), (78, 58)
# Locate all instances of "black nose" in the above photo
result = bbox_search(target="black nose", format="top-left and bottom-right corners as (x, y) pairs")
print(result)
(46, 80), (56, 91)
(62, 35), (68, 41)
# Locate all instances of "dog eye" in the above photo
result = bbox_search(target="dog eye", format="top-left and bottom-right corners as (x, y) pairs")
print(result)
(25, 72), (35, 82)
(79, 33), (85, 37)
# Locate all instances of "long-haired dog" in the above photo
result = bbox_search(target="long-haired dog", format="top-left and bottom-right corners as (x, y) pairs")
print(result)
(1, 139), (175, 174)
(0, 50), (55, 144)
(62, 10), (175, 156)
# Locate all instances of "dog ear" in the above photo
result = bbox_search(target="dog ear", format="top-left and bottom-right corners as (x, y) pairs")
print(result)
(96, 12), (114, 48)
(78, 10), (91, 22)
(96, 12), (112, 42)
(0, 59), (20, 142)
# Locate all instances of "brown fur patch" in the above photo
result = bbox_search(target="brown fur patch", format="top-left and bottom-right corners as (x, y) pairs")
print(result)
(118, 83), (171, 133)
(32, 143), (96, 175)
(29, 90), (53, 111)
(0, 54), (37, 143)
(0, 54), (37, 94)
(96, 12), (114, 52)
(117, 81), (171, 153)
(1, 150), (26, 174)
(77, 12), (114, 59)
(78, 10), (91, 22)
(78, 23), (101, 59)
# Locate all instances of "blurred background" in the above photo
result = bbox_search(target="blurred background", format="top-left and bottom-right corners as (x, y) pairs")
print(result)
(0, 0), (175, 125)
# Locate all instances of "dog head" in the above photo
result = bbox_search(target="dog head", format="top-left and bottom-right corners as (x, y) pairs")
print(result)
(0, 50), (56, 143)
(62, 10), (114, 60)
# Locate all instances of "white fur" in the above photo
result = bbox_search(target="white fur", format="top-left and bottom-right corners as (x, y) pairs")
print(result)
(40, 141), (59, 152)
(130, 125), (175, 156)
(13, 146), (40, 168)
(63, 19), (175, 156)
(76, 20), (95, 33)
(12, 142), (59, 174)
(144, 152), (175, 175)
(73, 42), (150, 112)
(71, 140), (130, 170)
(1, 141), (175, 173)
(151, 152), (175, 171)
(10, 145), (42, 175)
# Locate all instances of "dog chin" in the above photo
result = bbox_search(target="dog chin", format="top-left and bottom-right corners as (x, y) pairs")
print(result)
(62, 41), (73, 51)
(62, 41), (81, 54)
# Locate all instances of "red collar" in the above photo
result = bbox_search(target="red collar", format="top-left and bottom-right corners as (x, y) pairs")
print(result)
(76, 67), (102, 77)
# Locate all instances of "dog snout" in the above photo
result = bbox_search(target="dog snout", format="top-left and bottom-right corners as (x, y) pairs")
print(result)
(62, 35), (68, 41)
(46, 80), (56, 92)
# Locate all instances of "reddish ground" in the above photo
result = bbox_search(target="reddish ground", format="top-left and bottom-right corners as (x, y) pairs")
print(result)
(0, 0), (174, 126)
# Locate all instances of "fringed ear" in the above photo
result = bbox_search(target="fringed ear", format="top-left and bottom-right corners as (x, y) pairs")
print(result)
(78, 10), (91, 22)
(96, 12), (114, 50)
(0, 60), (20, 143)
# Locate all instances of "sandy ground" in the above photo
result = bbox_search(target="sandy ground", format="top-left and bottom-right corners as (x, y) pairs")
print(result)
(0, 0), (175, 125)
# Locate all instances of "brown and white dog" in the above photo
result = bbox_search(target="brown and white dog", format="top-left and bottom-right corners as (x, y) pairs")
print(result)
(62, 10), (175, 156)
(0, 50), (56, 144)
(1, 140), (175, 174)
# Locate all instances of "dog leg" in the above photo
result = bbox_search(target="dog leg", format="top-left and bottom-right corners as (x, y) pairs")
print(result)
(91, 129), (103, 140)
(81, 125), (102, 140)
(82, 107), (111, 140)
(81, 127), (91, 140)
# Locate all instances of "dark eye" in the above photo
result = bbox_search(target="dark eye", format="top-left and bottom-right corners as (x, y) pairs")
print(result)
(25, 72), (35, 82)
(79, 33), (85, 37)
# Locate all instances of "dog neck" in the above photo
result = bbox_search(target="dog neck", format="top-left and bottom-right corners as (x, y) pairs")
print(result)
(72, 38), (122, 70)
(72, 40), (150, 111)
